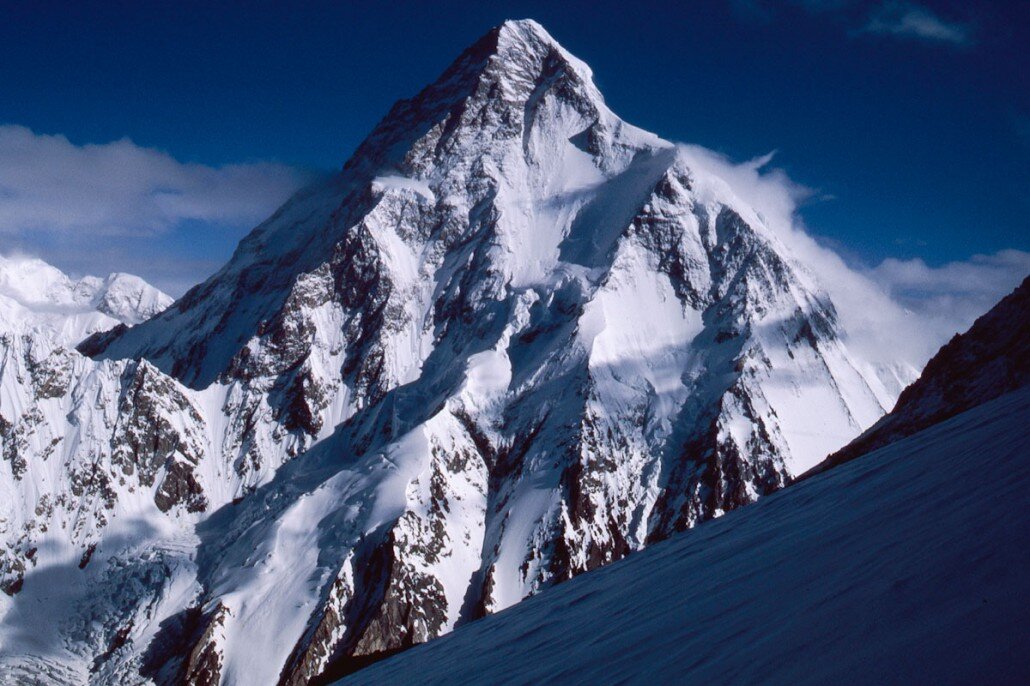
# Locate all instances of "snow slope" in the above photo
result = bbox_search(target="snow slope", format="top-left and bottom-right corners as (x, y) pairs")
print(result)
(342, 387), (1030, 685)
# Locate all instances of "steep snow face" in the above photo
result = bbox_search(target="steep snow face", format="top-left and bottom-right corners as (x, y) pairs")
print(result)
(0, 254), (172, 345)
(343, 388), (1030, 686)
(0, 257), (191, 611)
(4, 19), (916, 684)
(0, 256), (180, 605)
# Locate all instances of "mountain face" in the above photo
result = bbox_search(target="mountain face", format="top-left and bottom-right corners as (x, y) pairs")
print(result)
(804, 275), (1029, 480)
(3, 20), (914, 684)
(343, 387), (1030, 686)
(0, 257), (173, 599)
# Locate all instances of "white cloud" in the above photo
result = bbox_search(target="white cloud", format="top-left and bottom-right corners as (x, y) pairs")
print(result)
(731, 0), (975, 48)
(0, 125), (312, 237)
(862, 1), (972, 45)
(870, 249), (1030, 326)
(675, 144), (1027, 370)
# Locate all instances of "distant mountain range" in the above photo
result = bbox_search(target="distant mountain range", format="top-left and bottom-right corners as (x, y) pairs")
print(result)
(0, 253), (170, 344)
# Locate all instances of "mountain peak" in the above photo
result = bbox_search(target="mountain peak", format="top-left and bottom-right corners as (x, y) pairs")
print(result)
(338, 18), (610, 175)
(3, 20), (922, 683)
(485, 18), (598, 95)
(495, 18), (553, 44)
(489, 18), (587, 72)
(0, 253), (171, 343)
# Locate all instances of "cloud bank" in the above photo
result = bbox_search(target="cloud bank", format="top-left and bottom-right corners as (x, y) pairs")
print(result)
(0, 125), (316, 294)
(0, 125), (311, 237)
(871, 249), (1030, 328)
(676, 144), (1027, 370)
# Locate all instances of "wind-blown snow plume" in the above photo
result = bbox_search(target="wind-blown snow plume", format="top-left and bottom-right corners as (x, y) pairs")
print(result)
(674, 144), (1028, 367)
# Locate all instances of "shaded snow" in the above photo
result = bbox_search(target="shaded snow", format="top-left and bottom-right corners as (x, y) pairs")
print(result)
(0, 18), (934, 684)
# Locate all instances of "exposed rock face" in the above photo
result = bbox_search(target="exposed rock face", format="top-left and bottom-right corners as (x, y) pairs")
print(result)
(803, 274), (1029, 479)
(276, 555), (357, 686)
(179, 604), (230, 686)
(0, 333), (210, 597)
(113, 362), (207, 500)
(337, 389), (1030, 686)
(2, 19), (920, 685)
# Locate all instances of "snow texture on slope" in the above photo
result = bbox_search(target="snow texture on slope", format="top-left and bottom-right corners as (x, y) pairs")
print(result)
(341, 388), (1030, 685)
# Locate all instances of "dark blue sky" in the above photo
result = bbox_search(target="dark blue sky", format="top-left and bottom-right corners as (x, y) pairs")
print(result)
(0, 0), (1027, 291)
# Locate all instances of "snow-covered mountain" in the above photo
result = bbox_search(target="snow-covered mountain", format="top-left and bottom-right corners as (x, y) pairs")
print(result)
(0, 255), (173, 601)
(3, 19), (922, 684)
(343, 273), (1030, 685)
(0, 254), (171, 344)
(340, 387), (1030, 686)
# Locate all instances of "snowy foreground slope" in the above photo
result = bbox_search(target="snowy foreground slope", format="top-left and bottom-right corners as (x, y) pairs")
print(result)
(1, 20), (930, 684)
(342, 388), (1030, 685)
